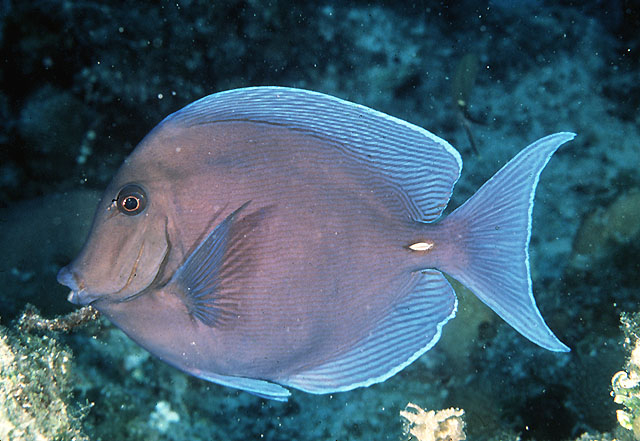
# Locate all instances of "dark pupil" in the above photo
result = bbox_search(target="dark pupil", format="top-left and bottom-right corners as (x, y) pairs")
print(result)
(123, 196), (139, 211)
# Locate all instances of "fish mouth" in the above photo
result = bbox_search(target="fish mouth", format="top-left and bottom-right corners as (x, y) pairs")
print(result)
(57, 266), (89, 305)
(57, 266), (104, 306)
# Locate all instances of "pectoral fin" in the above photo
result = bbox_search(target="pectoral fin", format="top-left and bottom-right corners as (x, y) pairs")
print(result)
(170, 202), (250, 327)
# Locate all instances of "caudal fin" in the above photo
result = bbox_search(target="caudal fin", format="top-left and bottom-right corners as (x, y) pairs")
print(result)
(439, 132), (575, 352)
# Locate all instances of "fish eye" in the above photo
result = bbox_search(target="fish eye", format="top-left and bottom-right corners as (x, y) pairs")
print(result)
(116, 184), (147, 216)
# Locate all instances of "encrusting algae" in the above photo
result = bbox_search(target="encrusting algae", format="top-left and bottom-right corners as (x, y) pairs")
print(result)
(0, 315), (89, 441)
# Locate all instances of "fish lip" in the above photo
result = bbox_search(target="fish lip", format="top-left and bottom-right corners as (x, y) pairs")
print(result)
(57, 266), (79, 291)
(67, 289), (88, 306)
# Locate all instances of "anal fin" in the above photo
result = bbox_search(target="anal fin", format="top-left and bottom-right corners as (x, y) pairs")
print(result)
(282, 270), (457, 393)
(191, 368), (291, 401)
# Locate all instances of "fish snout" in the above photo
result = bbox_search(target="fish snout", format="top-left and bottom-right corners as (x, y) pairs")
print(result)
(57, 265), (79, 290)
(57, 266), (85, 305)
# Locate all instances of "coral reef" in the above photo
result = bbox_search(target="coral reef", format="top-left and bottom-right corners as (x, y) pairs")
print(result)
(0, 321), (89, 441)
(612, 313), (640, 439)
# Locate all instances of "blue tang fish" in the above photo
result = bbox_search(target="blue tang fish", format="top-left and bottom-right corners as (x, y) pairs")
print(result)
(57, 87), (573, 400)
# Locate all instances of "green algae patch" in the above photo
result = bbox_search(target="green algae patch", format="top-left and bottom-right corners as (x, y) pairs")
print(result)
(571, 188), (640, 269)
(0, 322), (89, 441)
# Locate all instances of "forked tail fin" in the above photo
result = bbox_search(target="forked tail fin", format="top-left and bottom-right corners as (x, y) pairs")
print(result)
(439, 132), (575, 352)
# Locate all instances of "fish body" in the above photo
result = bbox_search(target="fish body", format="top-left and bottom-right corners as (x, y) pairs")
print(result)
(57, 87), (574, 400)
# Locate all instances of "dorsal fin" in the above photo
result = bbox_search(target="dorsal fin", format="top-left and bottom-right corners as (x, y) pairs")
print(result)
(163, 87), (462, 222)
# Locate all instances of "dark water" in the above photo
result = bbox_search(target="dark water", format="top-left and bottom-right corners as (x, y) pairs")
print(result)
(1, 1), (639, 440)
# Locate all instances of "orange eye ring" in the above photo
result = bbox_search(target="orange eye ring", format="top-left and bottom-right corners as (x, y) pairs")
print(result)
(122, 195), (141, 212)
(116, 184), (147, 216)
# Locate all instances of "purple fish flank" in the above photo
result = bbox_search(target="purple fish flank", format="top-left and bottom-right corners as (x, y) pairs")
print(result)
(57, 87), (574, 400)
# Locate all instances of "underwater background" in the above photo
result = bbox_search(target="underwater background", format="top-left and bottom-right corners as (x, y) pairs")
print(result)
(1, 0), (639, 440)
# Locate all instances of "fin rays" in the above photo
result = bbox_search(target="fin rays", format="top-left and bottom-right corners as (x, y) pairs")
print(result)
(283, 270), (457, 393)
(164, 87), (462, 222)
(171, 202), (251, 327)
(439, 133), (575, 352)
